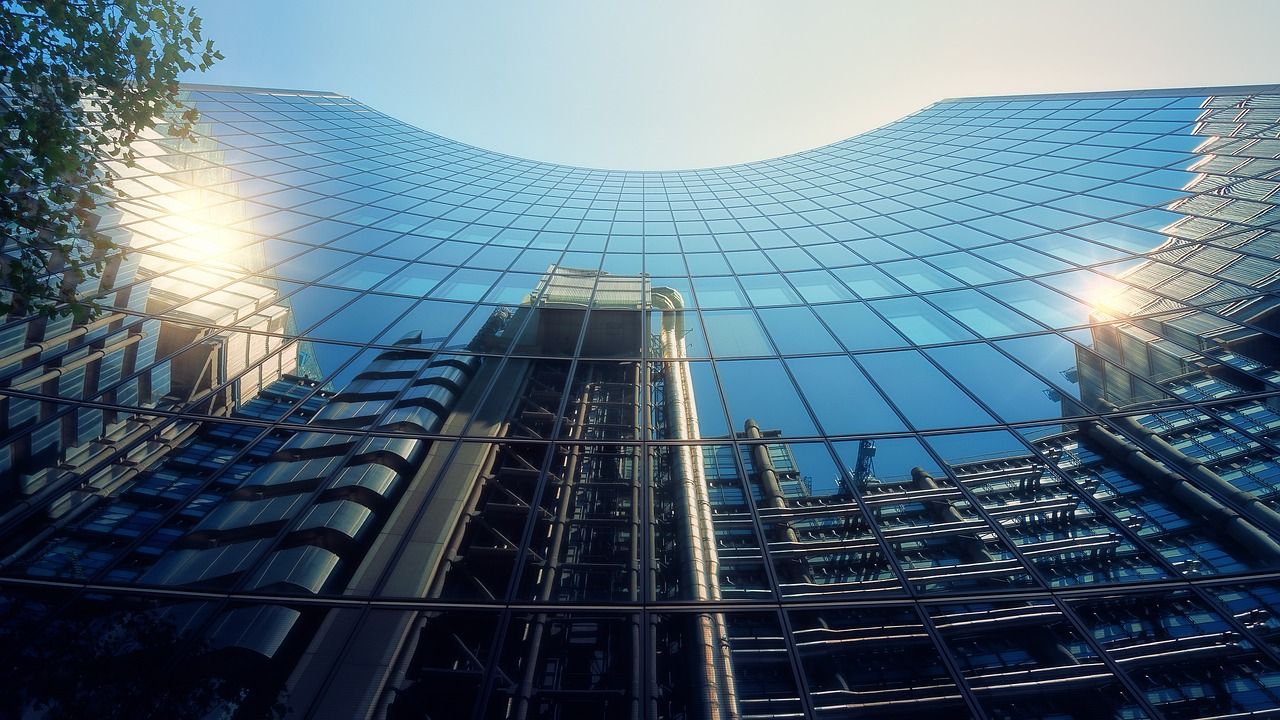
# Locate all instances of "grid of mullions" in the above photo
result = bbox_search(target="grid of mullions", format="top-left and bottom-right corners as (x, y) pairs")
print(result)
(18, 88), (1280, 437)
(8, 583), (1280, 718)
(5, 83), (1280, 718)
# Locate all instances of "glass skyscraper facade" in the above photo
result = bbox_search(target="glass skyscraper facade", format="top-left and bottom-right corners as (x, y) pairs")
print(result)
(3, 82), (1280, 719)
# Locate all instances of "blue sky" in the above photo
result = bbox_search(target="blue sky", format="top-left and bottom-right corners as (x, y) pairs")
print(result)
(182, 0), (1280, 170)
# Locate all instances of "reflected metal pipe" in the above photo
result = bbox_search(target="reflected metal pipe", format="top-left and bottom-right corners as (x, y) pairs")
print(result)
(651, 287), (739, 720)
(0, 312), (126, 371)
(7, 331), (144, 391)
(744, 418), (810, 584)
(1082, 419), (1280, 563)
(1102, 404), (1280, 538)
(912, 467), (995, 564)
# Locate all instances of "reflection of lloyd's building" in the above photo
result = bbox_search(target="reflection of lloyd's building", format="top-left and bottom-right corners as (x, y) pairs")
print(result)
(0, 122), (310, 563)
(1065, 92), (1280, 572)
(26, 263), (749, 717)
(871, 93), (1280, 718)
(1079, 93), (1280, 409)
(7, 84), (1280, 719)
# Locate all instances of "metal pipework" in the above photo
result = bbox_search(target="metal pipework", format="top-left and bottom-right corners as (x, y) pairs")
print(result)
(7, 331), (145, 390)
(1082, 420), (1280, 564)
(0, 312), (126, 372)
(912, 467), (994, 565)
(744, 418), (810, 584)
(650, 287), (739, 720)
(1100, 403), (1280, 539)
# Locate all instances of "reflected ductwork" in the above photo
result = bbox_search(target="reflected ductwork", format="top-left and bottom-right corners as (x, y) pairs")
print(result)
(651, 286), (740, 720)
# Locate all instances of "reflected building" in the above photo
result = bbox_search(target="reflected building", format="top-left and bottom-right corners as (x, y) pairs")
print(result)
(1079, 93), (1280, 409)
(4, 83), (1280, 718)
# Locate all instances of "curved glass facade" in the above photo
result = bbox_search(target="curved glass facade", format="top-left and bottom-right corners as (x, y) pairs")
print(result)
(4, 83), (1280, 718)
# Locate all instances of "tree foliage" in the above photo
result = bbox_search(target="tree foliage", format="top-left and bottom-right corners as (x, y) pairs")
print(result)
(2, 605), (289, 719)
(0, 0), (221, 321)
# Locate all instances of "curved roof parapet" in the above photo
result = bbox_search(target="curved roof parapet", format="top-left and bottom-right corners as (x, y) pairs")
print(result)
(296, 499), (376, 543)
(329, 463), (403, 499)
(245, 544), (342, 594)
(939, 82), (1280, 103)
(183, 82), (343, 97)
(139, 539), (273, 587)
(207, 604), (303, 659)
(182, 82), (1280, 172)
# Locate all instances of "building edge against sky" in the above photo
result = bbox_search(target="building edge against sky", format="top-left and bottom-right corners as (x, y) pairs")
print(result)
(2, 82), (1280, 718)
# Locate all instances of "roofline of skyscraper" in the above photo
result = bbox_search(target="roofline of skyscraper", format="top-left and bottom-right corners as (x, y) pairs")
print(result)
(938, 82), (1280, 103)
(183, 80), (1280, 106)
(177, 81), (1280, 175)
(181, 82), (343, 97)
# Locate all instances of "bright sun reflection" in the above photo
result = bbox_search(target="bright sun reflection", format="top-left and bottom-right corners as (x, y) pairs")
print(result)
(181, 225), (251, 263)
(1081, 275), (1129, 315)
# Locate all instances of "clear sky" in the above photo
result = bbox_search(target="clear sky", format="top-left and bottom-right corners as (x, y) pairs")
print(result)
(181, 0), (1280, 170)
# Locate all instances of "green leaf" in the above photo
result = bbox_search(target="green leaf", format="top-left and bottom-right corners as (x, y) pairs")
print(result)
(0, 0), (219, 320)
